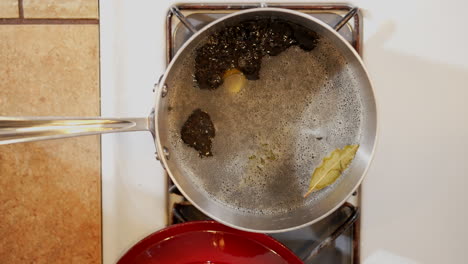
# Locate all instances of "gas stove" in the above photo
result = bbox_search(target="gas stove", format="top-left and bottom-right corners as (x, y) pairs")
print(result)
(163, 3), (363, 263)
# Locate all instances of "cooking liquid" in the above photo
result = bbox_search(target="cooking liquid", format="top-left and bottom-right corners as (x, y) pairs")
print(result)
(167, 32), (363, 215)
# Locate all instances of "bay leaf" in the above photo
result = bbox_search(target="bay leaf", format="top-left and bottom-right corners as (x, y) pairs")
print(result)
(304, 144), (359, 198)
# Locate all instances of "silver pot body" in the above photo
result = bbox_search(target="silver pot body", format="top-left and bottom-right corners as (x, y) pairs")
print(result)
(154, 8), (377, 232)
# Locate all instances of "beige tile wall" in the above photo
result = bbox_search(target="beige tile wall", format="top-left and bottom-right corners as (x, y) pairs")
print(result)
(0, 26), (100, 115)
(0, 1), (101, 263)
(0, 0), (18, 18)
(23, 0), (98, 19)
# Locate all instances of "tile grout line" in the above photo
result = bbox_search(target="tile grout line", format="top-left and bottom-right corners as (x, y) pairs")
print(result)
(6, 0), (99, 25)
(18, 0), (24, 18)
(0, 18), (99, 25)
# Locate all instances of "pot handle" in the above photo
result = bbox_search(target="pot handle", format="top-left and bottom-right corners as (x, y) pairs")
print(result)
(0, 110), (155, 145)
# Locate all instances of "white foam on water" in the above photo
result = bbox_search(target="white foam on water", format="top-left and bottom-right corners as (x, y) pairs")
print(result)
(166, 36), (363, 215)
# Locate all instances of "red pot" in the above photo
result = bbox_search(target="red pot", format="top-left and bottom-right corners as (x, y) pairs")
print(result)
(117, 221), (303, 264)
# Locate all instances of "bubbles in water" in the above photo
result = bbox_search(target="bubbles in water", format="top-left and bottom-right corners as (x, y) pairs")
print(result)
(164, 36), (364, 216)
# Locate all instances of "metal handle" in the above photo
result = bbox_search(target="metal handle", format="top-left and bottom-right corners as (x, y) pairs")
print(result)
(170, 6), (198, 33)
(333, 7), (358, 31)
(0, 115), (153, 145)
(302, 204), (359, 262)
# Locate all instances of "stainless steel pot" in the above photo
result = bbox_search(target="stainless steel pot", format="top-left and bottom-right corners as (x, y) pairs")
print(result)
(0, 8), (377, 233)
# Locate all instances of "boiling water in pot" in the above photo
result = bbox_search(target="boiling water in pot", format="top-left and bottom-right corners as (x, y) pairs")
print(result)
(166, 23), (363, 215)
